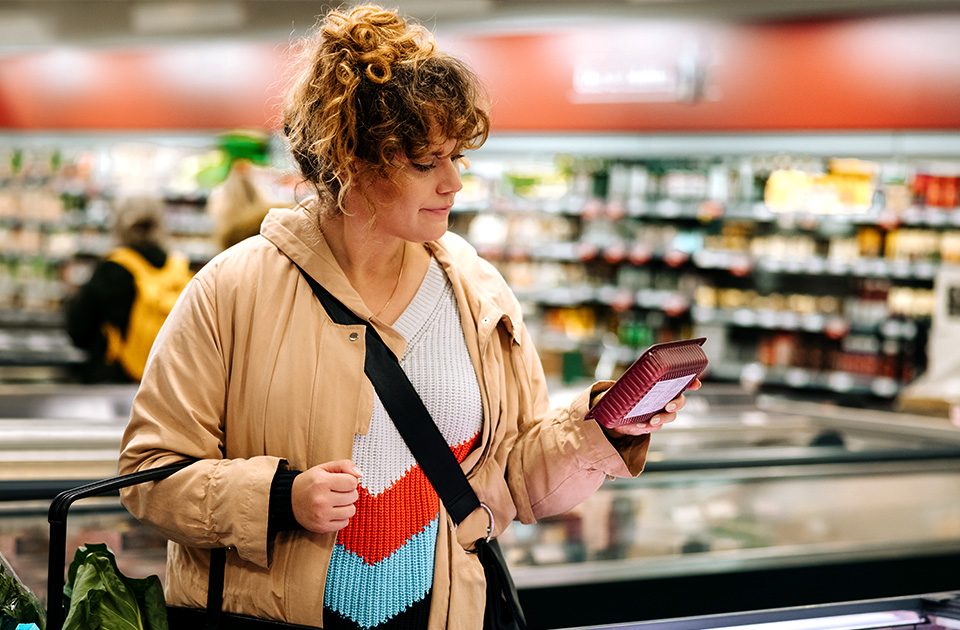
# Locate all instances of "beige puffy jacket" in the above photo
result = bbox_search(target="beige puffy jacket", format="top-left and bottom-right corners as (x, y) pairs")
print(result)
(119, 207), (650, 628)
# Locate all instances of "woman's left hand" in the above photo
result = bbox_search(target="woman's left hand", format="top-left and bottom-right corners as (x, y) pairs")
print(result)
(605, 377), (702, 437)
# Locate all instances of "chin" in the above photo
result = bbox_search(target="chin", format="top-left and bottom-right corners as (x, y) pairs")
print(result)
(418, 218), (449, 240)
(425, 225), (448, 241)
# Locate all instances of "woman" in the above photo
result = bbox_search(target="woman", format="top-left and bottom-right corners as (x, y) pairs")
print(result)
(119, 5), (699, 628)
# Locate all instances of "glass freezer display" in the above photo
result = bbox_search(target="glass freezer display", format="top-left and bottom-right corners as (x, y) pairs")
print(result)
(574, 592), (960, 630)
(1, 385), (959, 625)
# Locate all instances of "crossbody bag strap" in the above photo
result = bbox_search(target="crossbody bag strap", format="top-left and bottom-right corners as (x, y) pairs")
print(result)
(297, 266), (482, 526)
(206, 547), (226, 629)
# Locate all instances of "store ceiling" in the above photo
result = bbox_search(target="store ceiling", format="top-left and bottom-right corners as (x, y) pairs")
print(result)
(2, 0), (960, 52)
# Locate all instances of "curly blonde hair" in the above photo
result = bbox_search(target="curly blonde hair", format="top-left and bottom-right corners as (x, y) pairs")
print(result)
(282, 4), (490, 217)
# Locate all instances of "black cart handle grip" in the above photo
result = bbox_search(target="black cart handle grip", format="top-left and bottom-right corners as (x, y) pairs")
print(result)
(46, 461), (194, 630)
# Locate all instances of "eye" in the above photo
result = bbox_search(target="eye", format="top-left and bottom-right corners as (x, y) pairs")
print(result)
(410, 160), (435, 172)
(410, 152), (465, 172)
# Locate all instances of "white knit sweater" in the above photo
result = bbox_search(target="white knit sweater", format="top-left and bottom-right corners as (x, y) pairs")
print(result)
(323, 257), (484, 628)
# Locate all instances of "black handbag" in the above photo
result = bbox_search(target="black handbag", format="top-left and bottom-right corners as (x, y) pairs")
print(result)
(299, 267), (527, 630)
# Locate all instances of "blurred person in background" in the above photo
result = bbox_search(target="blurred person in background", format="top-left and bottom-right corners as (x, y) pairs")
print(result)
(118, 4), (699, 628)
(66, 195), (193, 383)
(206, 158), (285, 251)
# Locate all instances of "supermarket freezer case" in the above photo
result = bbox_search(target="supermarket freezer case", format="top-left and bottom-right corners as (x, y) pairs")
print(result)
(0, 384), (143, 602)
(508, 397), (960, 628)
(2, 386), (960, 627)
(574, 592), (960, 630)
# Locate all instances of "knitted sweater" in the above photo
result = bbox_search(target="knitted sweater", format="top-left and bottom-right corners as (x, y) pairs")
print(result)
(322, 258), (483, 629)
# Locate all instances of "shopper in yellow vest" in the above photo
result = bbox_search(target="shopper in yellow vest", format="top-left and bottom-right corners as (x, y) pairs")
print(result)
(66, 196), (193, 382)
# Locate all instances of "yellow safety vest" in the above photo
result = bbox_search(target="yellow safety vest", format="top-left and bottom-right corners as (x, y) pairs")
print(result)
(103, 247), (193, 381)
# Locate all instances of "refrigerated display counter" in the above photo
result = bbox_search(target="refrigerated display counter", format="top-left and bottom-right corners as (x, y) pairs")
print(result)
(0, 384), (140, 602)
(0, 384), (135, 486)
(1, 386), (959, 627)
(574, 592), (960, 630)
(507, 398), (960, 628)
(0, 384), (135, 421)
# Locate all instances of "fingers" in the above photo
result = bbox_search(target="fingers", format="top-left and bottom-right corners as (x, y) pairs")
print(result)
(327, 503), (357, 521)
(605, 379), (701, 437)
(323, 487), (360, 509)
(291, 461), (363, 534)
(609, 396), (684, 436)
(320, 459), (363, 479)
(318, 459), (363, 492)
(610, 412), (676, 436)
(327, 473), (363, 493)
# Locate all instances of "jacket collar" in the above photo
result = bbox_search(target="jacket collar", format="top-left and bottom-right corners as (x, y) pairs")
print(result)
(427, 234), (521, 346)
(260, 206), (378, 319)
(260, 206), (521, 344)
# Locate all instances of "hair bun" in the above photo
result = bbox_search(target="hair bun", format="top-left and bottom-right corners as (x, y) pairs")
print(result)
(282, 4), (488, 219)
(322, 5), (434, 85)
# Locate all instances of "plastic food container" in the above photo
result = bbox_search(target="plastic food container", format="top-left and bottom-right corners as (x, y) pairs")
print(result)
(585, 337), (708, 429)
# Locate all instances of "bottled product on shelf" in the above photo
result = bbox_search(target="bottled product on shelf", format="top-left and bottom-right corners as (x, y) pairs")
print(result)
(3, 132), (959, 395)
(449, 148), (960, 402)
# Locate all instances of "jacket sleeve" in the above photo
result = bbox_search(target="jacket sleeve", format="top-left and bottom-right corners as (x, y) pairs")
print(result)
(118, 271), (283, 569)
(505, 318), (651, 524)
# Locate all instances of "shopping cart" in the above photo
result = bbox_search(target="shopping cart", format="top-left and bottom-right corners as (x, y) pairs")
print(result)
(46, 461), (316, 630)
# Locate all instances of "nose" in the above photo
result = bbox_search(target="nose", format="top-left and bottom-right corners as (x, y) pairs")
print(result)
(438, 158), (463, 196)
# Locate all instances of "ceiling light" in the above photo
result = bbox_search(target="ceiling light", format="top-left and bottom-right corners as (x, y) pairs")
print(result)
(130, 2), (247, 35)
(350, 0), (494, 18)
(0, 10), (54, 48)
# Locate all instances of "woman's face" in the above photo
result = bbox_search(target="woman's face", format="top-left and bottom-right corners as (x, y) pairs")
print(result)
(353, 137), (464, 244)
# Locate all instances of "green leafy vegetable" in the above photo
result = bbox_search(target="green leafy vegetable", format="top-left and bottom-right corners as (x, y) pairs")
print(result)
(62, 544), (167, 630)
(0, 553), (45, 630)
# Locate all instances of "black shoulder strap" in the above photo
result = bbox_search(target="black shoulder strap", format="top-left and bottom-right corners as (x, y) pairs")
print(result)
(206, 547), (226, 629)
(298, 266), (482, 525)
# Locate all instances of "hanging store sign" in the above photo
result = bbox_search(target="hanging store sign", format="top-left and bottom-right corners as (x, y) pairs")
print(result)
(570, 41), (712, 104)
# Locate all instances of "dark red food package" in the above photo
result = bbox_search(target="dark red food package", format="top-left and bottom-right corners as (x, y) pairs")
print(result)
(585, 338), (708, 429)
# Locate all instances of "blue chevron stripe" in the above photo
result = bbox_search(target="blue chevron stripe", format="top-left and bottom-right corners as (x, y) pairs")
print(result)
(323, 517), (438, 628)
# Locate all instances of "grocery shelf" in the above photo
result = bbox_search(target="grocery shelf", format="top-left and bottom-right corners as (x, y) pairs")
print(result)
(3, 130), (956, 394)
(516, 284), (691, 314)
(477, 131), (960, 159)
(693, 250), (940, 281)
(710, 361), (902, 398)
(456, 198), (960, 231)
(692, 306), (923, 339)
(481, 241), (942, 282)
(0, 310), (64, 328)
(6, 130), (960, 158)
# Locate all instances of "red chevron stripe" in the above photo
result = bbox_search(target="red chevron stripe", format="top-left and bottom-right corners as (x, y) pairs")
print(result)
(336, 433), (479, 565)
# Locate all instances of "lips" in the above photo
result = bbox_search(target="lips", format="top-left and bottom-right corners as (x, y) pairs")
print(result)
(422, 205), (452, 214)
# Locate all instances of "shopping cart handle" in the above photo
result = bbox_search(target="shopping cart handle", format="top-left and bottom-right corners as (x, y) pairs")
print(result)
(46, 460), (194, 630)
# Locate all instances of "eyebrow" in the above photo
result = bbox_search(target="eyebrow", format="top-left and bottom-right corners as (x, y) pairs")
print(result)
(432, 142), (460, 158)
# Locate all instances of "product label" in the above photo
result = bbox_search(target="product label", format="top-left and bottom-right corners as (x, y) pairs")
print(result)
(625, 373), (697, 419)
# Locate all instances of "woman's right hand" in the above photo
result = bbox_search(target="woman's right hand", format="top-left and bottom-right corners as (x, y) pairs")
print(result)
(291, 459), (362, 534)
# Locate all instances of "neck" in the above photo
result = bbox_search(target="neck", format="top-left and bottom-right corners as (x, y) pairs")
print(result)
(321, 214), (404, 282)
(320, 213), (412, 321)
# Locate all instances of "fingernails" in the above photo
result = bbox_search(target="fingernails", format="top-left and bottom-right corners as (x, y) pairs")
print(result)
(650, 416), (661, 425)
(665, 403), (677, 412)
